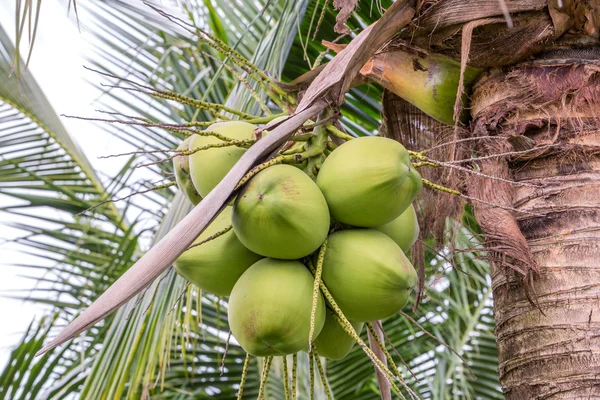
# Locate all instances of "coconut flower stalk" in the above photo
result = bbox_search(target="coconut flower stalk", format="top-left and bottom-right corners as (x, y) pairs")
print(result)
(321, 42), (482, 125)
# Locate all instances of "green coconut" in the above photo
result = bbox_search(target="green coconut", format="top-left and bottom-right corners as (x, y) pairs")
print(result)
(228, 258), (326, 357)
(314, 309), (363, 360)
(375, 204), (420, 252)
(320, 229), (417, 322)
(316, 136), (422, 227)
(232, 164), (330, 259)
(173, 135), (202, 205)
(188, 121), (256, 197)
(174, 207), (262, 296)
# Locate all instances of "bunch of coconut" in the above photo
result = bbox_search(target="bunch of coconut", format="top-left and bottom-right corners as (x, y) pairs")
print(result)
(172, 120), (421, 360)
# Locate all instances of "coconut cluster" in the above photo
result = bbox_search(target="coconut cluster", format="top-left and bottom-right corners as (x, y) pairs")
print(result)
(172, 122), (421, 359)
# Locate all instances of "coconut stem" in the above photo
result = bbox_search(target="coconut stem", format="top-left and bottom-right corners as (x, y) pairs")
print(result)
(237, 353), (251, 400)
(76, 182), (177, 216)
(283, 356), (290, 400)
(309, 350), (315, 400)
(211, 56), (271, 115)
(325, 125), (354, 141)
(412, 161), (440, 168)
(183, 139), (255, 156)
(137, 140), (255, 169)
(332, 314), (404, 398)
(235, 155), (287, 189)
(258, 356), (273, 400)
(282, 143), (308, 155)
(313, 346), (333, 400)
(292, 353), (298, 400)
(151, 90), (256, 120)
(188, 129), (244, 142)
(186, 225), (232, 251)
(421, 178), (461, 196)
(308, 239), (328, 351)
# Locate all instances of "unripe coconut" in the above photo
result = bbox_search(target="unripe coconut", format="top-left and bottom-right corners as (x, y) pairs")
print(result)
(174, 207), (262, 296)
(316, 136), (421, 227)
(320, 229), (417, 322)
(189, 121), (256, 197)
(314, 309), (363, 360)
(233, 164), (330, 259)
(173, 135), (202, 205)
(375, 204), (420, 252)
(228, 258), (326, 357)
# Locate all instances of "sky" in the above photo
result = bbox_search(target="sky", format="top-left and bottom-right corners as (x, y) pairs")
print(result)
(0, 0), (128, 366)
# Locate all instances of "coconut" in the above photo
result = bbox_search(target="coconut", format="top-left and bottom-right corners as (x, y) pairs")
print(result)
(232, 164), (330, 259)
(320, 229), (417, 322)
(174, 207), (262, 296)
(316, 136), (421, 227)
(188, 121), (256, 197)
(228, 258), (326, 357)
(374, 204), (420, 252)
(314, 309), (363, 360)
(173, 135), (202, 205)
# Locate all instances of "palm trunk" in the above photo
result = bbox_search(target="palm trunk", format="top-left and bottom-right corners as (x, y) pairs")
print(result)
(469, 49), (600, 399)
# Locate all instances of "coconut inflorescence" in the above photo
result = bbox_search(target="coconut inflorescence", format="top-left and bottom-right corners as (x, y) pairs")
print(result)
(171, 130), (421, 360)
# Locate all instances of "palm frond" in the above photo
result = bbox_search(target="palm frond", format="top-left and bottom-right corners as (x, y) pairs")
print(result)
(64, 1), (311, 398)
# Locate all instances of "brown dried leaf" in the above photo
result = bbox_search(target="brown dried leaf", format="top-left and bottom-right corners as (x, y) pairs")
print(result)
(333, 0), (359, 34)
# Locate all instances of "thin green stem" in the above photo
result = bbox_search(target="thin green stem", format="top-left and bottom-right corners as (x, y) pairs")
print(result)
(258, 356), (273, 400)
(313, 346), (333, 400)
(325, 125), (354, 141)
(422, 178), (461, 195)
(366, 323), (407, 386)
(291, 353), (297, 400)
(306, 262), (406, 398)
(283, 356), (290, 400)
(309, 350), (315, 400)
(412, 161), (440, 168)
(309, 240), (328, 351)
(234, 155), (288, 190)
(236, 353), (251, 400)
(186, 225), (232, 251)
(152, 90), (256, 119)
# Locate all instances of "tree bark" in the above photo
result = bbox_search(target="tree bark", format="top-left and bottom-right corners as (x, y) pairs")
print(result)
(469, 52), (600, 399)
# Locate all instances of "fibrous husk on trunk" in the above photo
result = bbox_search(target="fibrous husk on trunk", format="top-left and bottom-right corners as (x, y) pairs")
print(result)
(468, 46), (600, 278)
(407, 11), (556, 68)
(382, 90), (464, 244)
(469, 47), (600, 399)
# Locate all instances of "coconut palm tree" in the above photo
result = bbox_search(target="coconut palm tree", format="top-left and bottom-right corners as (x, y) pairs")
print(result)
(5, 0), (597, 399)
